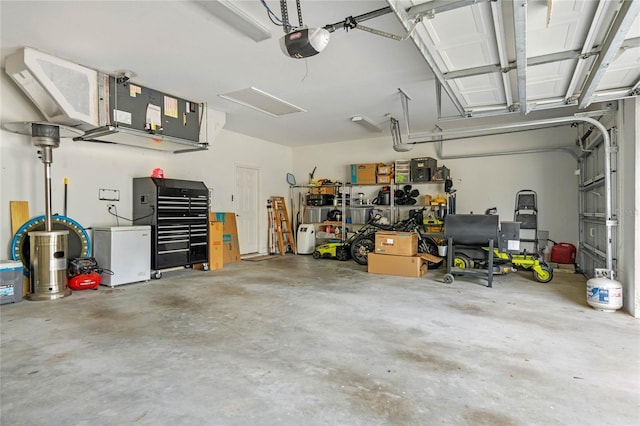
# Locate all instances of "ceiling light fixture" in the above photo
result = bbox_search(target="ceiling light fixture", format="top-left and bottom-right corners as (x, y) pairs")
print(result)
(194, 0), (272, 42)
(219, 87), (306, 117)
(351, 115), (383, 132)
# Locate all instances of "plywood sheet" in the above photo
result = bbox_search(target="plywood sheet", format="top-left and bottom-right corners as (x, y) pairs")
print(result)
(207, 218), (224, 270)
(10, 201), (29, 234)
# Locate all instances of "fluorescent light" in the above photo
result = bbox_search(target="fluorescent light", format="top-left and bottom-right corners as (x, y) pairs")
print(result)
(351, 115), (383, 132)
(194, 0), (271, 42)
(219, 87), (306, 117)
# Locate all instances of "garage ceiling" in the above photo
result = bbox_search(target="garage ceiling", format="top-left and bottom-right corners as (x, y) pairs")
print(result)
(0, 1), (638, 147)
(390, 0), (640, 118)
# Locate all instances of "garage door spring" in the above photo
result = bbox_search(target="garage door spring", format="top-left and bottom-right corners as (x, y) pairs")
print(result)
(390, 116), (402, 147)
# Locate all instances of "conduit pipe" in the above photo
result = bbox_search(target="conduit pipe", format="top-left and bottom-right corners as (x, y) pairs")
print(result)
(403, 115), (614, 273)
(436, 144), (579, 161)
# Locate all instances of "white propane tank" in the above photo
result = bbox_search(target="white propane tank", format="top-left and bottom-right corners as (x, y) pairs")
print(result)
(586, 277), (623, 312)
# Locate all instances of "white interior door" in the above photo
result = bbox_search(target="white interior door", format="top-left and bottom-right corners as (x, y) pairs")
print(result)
(234, 165), (259, 255)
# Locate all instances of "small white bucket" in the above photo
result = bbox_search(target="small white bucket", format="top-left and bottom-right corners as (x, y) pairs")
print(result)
(437, 245), (447, 256)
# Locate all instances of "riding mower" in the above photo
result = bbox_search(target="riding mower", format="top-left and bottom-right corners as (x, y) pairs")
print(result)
(450, 247), (553, 283)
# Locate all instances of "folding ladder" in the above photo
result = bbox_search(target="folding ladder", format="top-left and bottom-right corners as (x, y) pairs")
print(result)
(514, 190), (538, 254)
(269, 196), (296, 255)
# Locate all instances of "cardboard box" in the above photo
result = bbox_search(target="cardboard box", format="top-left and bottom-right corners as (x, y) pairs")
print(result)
(376, 175), (392, 184)
(350, 163), (378, 184)
(377, 165), (393, 175)
(366, 253), (427, 277)
(368, 253), (443, 277)
(423, 195), (432, 206)
(375, 231), (418, 256)
(213, 212), (241, 264)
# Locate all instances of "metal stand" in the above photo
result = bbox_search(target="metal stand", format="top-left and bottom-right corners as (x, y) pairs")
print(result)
(444, 238), (494, 288)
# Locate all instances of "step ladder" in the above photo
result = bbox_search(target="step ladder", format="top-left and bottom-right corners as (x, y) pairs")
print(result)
(514, 189), (538, 254)
(269, 196), (296, 255)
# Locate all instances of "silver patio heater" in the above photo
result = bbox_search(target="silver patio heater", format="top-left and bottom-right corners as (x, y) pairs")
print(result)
(27, 123), (71, 300)
(3, 122), (82, 300)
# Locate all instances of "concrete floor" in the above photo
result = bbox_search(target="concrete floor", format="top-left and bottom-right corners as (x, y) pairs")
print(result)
(1, 255), (638, 426)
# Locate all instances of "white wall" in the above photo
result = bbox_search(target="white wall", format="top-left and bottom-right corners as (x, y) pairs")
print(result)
(618, 98), (639, 317)
(291, 126), (579, 246)
(0, 73), (291, 257)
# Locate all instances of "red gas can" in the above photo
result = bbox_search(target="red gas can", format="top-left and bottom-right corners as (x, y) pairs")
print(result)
(550, 243), (576, 264)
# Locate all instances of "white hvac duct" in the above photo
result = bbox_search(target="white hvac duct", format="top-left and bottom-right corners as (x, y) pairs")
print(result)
(4, 47), (209, 153)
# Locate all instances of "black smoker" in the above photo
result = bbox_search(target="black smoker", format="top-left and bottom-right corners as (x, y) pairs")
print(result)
(443, 214), (499, 288)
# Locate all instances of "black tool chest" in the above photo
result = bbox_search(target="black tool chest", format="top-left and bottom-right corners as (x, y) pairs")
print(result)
(133, 178), (209, 273)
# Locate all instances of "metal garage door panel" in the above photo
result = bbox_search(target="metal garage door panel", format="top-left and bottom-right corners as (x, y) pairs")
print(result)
(435, 40), (495, 72)
(526, 0), (596, 56)
(622, 13), (640, 38)
(452, 73), (506, 106)
(596, 46), (640, 90)
(398, 0), (636, 118)
(421, 2), (497, 71)
(527, 60), (576, 99)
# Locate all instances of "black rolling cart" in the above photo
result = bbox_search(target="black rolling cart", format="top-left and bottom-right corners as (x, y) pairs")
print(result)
(133, 177), (209, 278)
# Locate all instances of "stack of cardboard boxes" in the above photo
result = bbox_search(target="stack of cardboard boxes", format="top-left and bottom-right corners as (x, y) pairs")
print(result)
(376, 164), (393, 184)
(350, 163), (395, 185)
(367, 231), (442, 278)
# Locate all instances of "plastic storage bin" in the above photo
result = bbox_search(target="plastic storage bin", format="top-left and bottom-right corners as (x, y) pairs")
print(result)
(0, 261), (24, 304)
(303, 206), (332, 223)
(348, 207), (373, 224)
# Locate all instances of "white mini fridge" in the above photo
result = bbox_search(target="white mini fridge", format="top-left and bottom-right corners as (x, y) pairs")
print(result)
(93, 226), (151, 287)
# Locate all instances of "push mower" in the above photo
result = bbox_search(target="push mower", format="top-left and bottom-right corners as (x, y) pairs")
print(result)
(312, 212), (397, 261)
(312, 241), (350, 261)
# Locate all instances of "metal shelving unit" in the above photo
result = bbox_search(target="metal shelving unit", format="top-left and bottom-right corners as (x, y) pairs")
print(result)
(292, 183), (347, 242)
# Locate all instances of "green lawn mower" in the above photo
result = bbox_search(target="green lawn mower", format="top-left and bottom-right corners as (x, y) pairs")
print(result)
(312, 241), (350, 261)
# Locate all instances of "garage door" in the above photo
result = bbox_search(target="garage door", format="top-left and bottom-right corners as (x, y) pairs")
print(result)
(578, 121), (618, 278)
